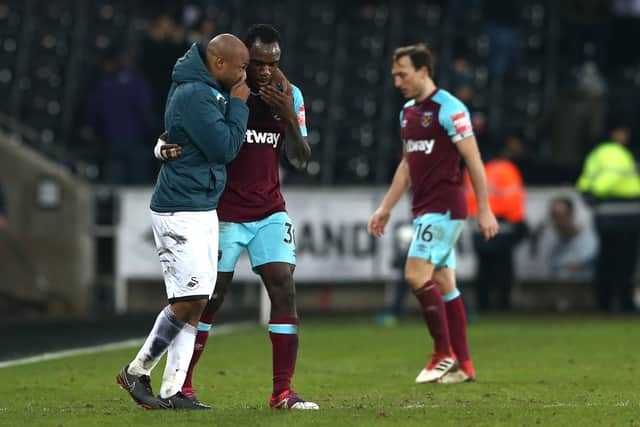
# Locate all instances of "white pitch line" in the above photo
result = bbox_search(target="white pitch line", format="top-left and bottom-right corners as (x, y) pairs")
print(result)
(0, 321), (256, 369)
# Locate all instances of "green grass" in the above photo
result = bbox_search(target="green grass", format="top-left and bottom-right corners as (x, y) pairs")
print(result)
(1, 316), (639, 426)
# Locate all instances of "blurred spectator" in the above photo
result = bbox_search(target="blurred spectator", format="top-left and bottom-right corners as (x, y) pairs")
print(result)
(546, 61), (607, 183)
(466, 137), (528, 311)
(86, 46), (155, 184)
(544, 196), (598, 280)
(181, 2), (203, 28)
(451, 58), (491, 154)
(138, 14), (188, 120)
(559, 0), (611, 69)
(483, 2), (520, 77)
(500, 134), (554, 185)
(451, 59), (474, 104)
(504, 133), (550, 185)
(0, 178), (6, 228)
(577, 125), (640, 312)
(187, 15), (217, 45)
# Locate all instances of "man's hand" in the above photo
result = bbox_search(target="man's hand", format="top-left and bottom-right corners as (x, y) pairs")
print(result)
(230, 79), (250, 102)
(477, 209), (499, 240)
(161, 144), (182, 160)
(259, 68), (295, 121)
(154, 131), (183, 161)
(368, 207), (391, 237)
(271, 67), (291, 95)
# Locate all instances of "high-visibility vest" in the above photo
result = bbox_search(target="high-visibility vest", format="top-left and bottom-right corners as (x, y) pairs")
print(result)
(577, 142), (640, 199)
(465, 158), (526, 223)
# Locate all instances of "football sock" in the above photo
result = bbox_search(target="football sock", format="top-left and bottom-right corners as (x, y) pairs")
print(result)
(182, 314), (214, 395)
(443, 289), (475, 377)
(160, 322), (197, 398)
(413, 281), (452, 356)
(128, 306), (184, 377)
(269, 316), (299, 396)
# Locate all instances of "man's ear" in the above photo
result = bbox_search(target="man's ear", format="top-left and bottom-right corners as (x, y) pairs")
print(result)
(214, 56), (225, 69)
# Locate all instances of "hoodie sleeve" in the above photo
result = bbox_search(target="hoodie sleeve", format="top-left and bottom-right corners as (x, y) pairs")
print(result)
(181, 85), (249, 164)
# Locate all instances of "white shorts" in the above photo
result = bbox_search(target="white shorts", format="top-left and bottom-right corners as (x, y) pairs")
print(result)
(150, 209), (218, 303)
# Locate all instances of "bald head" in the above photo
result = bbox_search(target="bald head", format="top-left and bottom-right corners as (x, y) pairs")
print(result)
(205, 33), (249, 90)
(207, 34), (247, 60)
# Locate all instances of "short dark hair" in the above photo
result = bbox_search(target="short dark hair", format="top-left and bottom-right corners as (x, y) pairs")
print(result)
(551, 196), (574, 213)
(244, 24), (281, 48)
(393, 43), (434, 76)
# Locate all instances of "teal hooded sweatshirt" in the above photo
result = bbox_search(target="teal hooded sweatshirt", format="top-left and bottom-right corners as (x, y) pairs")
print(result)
(150, 43), (249, 212)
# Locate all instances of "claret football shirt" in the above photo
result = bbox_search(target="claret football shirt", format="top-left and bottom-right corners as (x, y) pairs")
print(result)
(218, 85), (307, 222)
(399, 88), (473, 219)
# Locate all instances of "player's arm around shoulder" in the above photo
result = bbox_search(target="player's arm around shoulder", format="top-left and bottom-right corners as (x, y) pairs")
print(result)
(178, 81), (249, 164)
(153, 131), (182, 161)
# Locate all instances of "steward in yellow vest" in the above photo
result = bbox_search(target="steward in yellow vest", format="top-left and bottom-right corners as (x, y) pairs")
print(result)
(576, 126), (640, 312)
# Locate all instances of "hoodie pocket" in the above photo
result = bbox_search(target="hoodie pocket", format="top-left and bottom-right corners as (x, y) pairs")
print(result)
(211, 167), (227, 193)
(209, 169), (216, 192)
(209, 167), (227, 192)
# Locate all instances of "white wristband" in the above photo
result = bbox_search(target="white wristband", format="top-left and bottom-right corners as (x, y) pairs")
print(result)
(153, 138), (166, 160)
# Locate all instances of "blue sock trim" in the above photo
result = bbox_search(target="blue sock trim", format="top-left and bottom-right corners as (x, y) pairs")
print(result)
(197, 322), (212, 332)
(442, 289), (461, 302)
(268, 324), (298, 334)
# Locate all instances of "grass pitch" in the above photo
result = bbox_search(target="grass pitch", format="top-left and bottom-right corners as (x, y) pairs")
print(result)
(0, 316), (639, 426)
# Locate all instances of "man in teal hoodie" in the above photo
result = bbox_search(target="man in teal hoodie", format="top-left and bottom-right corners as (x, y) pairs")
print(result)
(117, 34), (249, 410)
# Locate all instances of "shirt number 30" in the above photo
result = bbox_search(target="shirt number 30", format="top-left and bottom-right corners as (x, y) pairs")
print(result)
(415, 223), (433, 242)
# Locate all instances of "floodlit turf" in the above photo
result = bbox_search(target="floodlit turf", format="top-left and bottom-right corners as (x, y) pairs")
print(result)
(0, 316), (639, 426)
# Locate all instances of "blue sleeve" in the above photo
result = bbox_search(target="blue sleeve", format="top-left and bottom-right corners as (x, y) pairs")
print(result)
(438, 96), (474, 143)
(292, 85), (308, 137)
(180, 85), (249, 164)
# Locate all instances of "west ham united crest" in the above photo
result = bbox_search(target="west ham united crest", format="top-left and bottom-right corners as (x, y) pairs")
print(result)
(421, 111), (433, 128)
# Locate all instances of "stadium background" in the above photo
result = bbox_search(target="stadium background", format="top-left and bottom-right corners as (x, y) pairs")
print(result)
(0, 1), (639, 348)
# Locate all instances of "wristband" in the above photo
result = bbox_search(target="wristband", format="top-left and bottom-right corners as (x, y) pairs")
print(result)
(154, 138), (166, 160)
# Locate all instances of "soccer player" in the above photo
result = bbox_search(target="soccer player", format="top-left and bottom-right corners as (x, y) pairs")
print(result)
(368, 43), (499, 384)
(116, 34), (250, 410)
(155, 24), (318, 410)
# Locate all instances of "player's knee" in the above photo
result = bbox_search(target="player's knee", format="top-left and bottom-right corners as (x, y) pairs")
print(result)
(205, 290), (225, 315)
(205, 275), (232, 315)
(172, 298), (209, 324)
(404, 270), (425, 288)
(268, 276), (295, 309)
(434, 280), (456, 295)
(191, 298), (208, 316)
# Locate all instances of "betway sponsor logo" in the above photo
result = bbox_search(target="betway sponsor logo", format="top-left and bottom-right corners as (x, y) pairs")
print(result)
(405, 139), (435, 154)
(245, 130), (281, 148)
